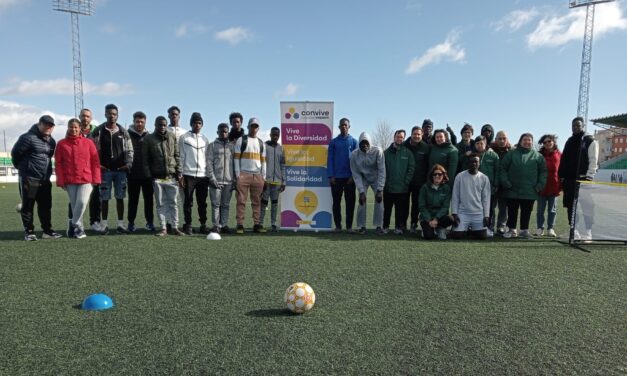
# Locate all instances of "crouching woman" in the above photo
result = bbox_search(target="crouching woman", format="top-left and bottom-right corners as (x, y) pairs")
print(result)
(418, 164), (454, 240)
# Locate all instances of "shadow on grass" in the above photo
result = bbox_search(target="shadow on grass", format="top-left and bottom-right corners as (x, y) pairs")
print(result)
(245, 308), (295, 318)
(72, 304), (82, 310)
(0, 231), (29, 241)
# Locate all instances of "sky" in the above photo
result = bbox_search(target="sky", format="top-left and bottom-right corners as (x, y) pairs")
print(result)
(1, 0), (626, 151)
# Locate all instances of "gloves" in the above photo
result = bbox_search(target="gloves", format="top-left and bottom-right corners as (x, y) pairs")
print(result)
(359, 192), (366, 205)
(375, 191), (383, 203)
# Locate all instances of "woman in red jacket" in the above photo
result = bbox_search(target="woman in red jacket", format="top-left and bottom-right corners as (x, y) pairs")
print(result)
(55, 118), (101, 238)
(536, 134), (561, 237)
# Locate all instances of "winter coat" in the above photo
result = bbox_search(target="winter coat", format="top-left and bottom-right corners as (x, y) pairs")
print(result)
(179, 131), (210, 178)
(128, 125), (151, 179)
(11, 124), (56, 181)
(384, 143), (415, 193)
(428, 141), (458, 184)
(206, 138), (234, 186)
(500, 147), (547, 200)
(54, 135), (101, 187)
(142, 130), (181, 179)
(327, 134), (358, 179)
(91, 123), (133, 171)
(558, 132), (598, 180)
(540, 148), (562, 197)
(403, 138), (430, 187)
(418, 183), (451, 221)
(490, 143), (511, 160)
(350, 132), (386, 193)
(265, 141), (286, 185)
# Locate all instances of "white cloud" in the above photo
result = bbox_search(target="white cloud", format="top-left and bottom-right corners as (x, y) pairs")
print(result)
(275, 83), (299, 97)
(175, 22), (208, 38)
(0, 101), (73, 150)
(405, 31), (466, 74)
(527, 2), (627, 49)
(494, 8), (540, 32)
(0, 79), (134, 96)
(214, 27), (252, 45)
(0, 0), (18, 13)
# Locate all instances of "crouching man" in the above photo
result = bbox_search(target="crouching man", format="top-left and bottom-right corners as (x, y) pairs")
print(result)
(450, 154), (491, 240)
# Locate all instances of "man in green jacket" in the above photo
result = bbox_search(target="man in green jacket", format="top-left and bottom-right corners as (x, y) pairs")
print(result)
(143, 116), (184, 236)
(403, 126), (430, 233)
(383, 130), (415, 234)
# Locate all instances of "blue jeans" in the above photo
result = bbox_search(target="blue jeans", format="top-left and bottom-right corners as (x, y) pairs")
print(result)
(536, 195), (557, 230)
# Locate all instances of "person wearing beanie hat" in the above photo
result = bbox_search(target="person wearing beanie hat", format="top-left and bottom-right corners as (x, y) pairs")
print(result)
(481, 124), (494, 146)
(422, 119), (434, 144)
(179, 112), (210, 235)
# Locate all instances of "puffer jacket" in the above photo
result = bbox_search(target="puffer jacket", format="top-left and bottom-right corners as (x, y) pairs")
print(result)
(403, 138), (430, 187)
(54, 134), (101, 186)
(384, 143), (415, 193)
(128, 125), (150, 179)
(206, 138), (234, 186)
(428, 140), (458, 183)
(540, 148), (562, 197)
(11, 124), (56, 180)
(500, 147), (547, 200)
(350, 132), (386, 193)
(418, 183), (451, 221)
(142, 130), (181, 179)
(179, 131), (209, 178)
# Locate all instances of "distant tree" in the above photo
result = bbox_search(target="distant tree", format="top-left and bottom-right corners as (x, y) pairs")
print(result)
(372, 120), (394, 149)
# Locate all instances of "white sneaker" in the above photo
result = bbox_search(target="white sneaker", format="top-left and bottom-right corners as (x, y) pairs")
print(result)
(486, 229), (494, 238)
(574, 230), (581, 240)
(535, 228), (544, 236)
(583, 229), (593, 241)
(91, 222), (103, 232)
(547, 229), (557, 238)
(503, 229), (518, 238)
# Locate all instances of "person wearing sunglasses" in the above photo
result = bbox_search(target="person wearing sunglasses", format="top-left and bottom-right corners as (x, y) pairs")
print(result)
(418, 164), (454, 240)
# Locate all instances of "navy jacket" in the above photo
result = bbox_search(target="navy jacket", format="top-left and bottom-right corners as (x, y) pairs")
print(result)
(327, 134), (358, 179)
(11, 124), (56, 180)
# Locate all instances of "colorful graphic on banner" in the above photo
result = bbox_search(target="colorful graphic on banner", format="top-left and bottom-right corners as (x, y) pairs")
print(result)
(280, 102), (333, 230)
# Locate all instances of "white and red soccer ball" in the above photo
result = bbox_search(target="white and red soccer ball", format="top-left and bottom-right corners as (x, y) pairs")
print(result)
(284, 282), (315, 314)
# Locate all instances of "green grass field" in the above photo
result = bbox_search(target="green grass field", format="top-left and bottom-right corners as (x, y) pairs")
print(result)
(1, 183), (625, 374)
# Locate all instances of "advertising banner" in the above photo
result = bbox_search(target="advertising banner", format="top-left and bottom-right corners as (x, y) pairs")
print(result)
(280, 102), (334, 230)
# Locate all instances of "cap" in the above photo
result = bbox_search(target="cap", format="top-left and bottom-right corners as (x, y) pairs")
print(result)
(248, 117), (260, 127)
(39, 115), (55, 126)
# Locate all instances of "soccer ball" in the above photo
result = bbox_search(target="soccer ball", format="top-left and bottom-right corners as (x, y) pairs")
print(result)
(284, 282), (315, 314)
(15, 203), (22, 213)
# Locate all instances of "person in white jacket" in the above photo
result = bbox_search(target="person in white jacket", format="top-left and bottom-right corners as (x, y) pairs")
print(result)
(350, 132), (386, 235)
(179, 112), (210, 235)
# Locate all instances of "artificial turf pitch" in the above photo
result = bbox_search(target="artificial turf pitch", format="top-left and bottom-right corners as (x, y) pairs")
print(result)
(0, 184), (625, 374)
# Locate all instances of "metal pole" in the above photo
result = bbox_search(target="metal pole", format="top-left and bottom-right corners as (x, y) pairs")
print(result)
(71, 12), (84, 117)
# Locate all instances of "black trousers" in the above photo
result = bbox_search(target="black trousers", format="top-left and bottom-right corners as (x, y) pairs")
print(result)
(128, 177), (154, 225)
(420, 215), (454, 240)
(383, 192), (409, 229)
(506, 198), (535, 230)
(331, 178), (356, 229)
(182, 175), (209, 226)
(19, 177), (52, 232)
(408, 184), (422, 226)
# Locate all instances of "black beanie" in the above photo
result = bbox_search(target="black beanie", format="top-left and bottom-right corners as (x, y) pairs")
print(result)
(190, 112), (203, 125)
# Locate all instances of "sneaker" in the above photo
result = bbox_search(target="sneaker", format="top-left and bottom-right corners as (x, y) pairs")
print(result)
(155, 228), (167, 237)
(547, 229), (557, 238)
(127, 223), (136, 233)
(183, 224), (193, 236)
(358, 227), (367, 235)
(346, 228), (357, 234)
(253, 224), (267, 233)
(24, 231), (37, 241)
(91, 222), (103, 232)
(573, 229), (581, 240)
(145, 223), (156, 232)
(497, 225), (507, 235)
(375, 227), (385, 236)
(437, 228), (447, 240)
(503, 229), (518, 239)
(236, 225), (245, 234)
(271, 225), (278, 232)
(519, 230), (533, 239)
(221, 226), (233, 234)
(381, 227), (390, 235)
(486, 229), (494, 238)
(394, 228), (404, 235)
(116, 226), (130, 235)
(535, 228), (544, 237)
(199, 224), (209, 235)
(583, 229), (593, 241)
(100, 226), (109, 235)
(42, 230), (62, 239)
(171, 227), (186, 236)
(210, 225), (220, 234)
(74, 226), (87, 239)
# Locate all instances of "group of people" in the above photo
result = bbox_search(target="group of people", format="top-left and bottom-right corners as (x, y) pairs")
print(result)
(328, 117), (598, 240)
(12, 105), (285, 240)
(12, 105), (598, 241)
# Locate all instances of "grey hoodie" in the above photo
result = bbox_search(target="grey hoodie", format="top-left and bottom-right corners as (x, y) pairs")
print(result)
(350, 132), (386, 193)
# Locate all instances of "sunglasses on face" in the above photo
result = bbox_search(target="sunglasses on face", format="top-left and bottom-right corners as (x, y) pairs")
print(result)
(432, 173), (443, 177)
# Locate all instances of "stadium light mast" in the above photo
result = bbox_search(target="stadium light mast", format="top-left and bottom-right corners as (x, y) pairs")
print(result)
(53, 0), (93, 117)
(569, 0), (615, 126)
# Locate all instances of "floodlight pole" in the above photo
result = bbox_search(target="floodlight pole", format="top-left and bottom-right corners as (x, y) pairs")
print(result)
(52, 0), (93, 117)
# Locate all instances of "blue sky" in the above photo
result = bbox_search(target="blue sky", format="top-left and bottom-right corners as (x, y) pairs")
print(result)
(1, 0), (626, 150)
